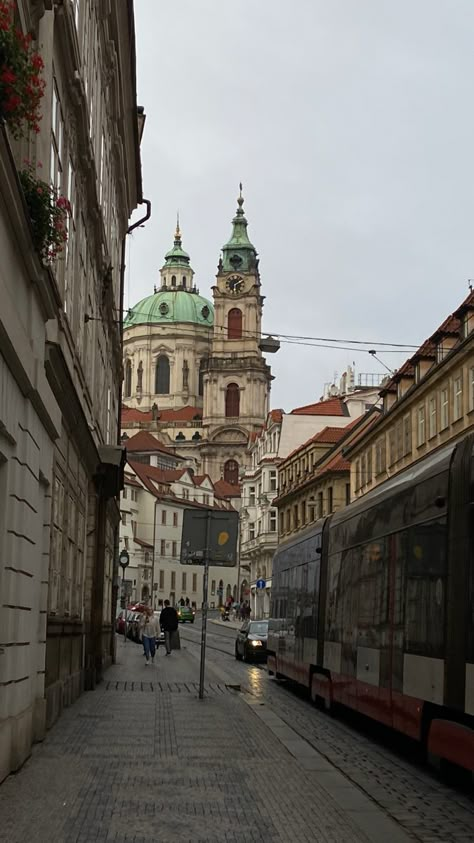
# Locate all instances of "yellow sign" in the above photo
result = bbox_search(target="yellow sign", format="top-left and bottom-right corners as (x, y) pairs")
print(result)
(217, 531), (229, 546)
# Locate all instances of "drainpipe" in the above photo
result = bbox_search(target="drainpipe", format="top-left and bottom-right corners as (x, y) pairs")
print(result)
(117, 198), (152, 446)
(111, 199), (152, 664)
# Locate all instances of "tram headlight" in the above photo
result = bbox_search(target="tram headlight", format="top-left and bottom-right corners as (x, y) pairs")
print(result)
(250, 639), (263, 647)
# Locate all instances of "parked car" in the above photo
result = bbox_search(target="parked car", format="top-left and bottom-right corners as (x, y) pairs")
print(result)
(235, 620), (268, 662)
(153, 612), (166, 648)
(127, 611), (144, 643)
(176, 604), (195, 623)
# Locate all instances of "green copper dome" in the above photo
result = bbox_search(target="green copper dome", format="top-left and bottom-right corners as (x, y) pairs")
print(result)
(163, 220), (190, 268)
(221, 185), (258, 274)
(124, 290), (214, 329)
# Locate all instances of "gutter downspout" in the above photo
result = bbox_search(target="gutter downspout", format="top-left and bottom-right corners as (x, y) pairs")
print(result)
(111, 198), (152, 664)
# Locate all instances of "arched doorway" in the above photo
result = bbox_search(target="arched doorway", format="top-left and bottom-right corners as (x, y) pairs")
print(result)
(218, 578), (224, 608)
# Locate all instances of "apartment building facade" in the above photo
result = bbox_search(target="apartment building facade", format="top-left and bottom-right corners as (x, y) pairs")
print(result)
(347, 292), (474, 498)
(0, 0), (143, 780)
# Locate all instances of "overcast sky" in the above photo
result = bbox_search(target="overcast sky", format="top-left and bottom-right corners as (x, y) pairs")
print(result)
(129, 1), (474, 412)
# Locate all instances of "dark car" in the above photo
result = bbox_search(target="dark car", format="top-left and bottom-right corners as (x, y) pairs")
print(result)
(235, 620), (268, 662)
(176, 605), (195, 623)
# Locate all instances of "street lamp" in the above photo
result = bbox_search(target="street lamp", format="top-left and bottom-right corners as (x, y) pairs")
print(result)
(119, 549), (129, 642)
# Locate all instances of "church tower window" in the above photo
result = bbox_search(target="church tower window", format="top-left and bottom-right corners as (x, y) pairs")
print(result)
(155, 356), (170, 394)
(124, 359), (132, 398)
(182, 276), (186, 288)
(171, 275), (176, 287)
(224, 459), (239, 485)
(228, 308), (242, 340)
(198, 358), (206, 396)
(225, 383), (240, 417)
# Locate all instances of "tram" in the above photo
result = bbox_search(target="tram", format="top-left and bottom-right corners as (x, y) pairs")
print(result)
(268, 432), (474, 771)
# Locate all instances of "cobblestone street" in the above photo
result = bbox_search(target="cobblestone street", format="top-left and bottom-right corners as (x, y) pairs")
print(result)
(0, 637), (409, 843)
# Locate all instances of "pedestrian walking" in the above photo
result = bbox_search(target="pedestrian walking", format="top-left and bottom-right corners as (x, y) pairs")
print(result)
(160, 599), (179, 655)
(139, 607), (159, 666)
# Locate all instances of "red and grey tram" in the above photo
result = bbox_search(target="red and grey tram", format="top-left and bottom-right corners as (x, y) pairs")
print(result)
(267, 432), (474, 772)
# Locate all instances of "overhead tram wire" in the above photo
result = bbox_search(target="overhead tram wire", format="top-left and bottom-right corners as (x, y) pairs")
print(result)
(118, 305), (420, 351)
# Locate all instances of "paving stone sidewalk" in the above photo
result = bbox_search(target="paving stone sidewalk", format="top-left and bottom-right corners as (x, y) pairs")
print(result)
(0, 639), (410, 843)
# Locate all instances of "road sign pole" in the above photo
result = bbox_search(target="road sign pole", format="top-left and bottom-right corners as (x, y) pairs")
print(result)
(198, 511), (212, 700)
(122, 566), (127, 643)
(119, 550), (129, 644)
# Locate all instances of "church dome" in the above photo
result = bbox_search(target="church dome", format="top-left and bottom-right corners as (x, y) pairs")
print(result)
(124, 290), (214, 328)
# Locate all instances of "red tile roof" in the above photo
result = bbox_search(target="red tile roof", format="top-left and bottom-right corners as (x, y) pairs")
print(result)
(214, 479), (241, 499)
(285, 425), (352, 461)
(454, 289), (474, 317)
(124, 473), (143, 489)
(157, 406), (202, 422)
(133, 536), (153, 549)
(290, 397), (348, 417)
(269, 409), (283, 424)
(122, 406), (153, 423)
(121, 405), (203, 424)
(192, 474), (213, 486)
(318, 454), (351, 474)
(125, 430), (171, 454)
(127, 460), (173, 492)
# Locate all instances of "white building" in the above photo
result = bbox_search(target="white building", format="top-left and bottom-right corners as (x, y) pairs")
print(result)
(0, 1), (143, 781)
(120, 455), (240, 610)
(240, 370), (381, 618)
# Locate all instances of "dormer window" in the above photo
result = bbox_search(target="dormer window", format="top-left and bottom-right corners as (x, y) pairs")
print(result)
(436, 343), (445, 363)
(463, 311), (474, 337)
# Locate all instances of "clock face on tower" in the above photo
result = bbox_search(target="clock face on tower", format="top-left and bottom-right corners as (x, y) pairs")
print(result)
(226, 275), (244, 294)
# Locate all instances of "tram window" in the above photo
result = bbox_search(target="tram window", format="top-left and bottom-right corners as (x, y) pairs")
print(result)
(356, 539), (387, 649)
(405, 518), (447, 658)
(392, 530), (408, 692)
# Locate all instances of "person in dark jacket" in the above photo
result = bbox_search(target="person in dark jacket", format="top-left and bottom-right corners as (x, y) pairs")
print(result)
(159, 600), (178, 655)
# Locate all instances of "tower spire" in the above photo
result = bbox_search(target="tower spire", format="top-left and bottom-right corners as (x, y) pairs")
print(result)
(175, 211), (181, 243)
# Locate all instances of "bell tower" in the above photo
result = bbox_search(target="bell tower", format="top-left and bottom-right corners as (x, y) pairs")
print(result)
(201, 187), (274, 481)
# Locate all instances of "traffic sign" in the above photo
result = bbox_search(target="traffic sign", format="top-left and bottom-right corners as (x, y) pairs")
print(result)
(256, 578), (266, 589)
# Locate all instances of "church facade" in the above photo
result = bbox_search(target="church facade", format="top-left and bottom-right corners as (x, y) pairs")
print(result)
(122, 191), (275, 484)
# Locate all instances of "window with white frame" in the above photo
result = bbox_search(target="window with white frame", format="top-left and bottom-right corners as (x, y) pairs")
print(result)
(375, 436), (386, 475)
(417, 405), (426, 446)
(50, 79), (64, 191)
(402, 414), (411, 456)
(249, 522), (255, 541)
(249, 486), (255, 505)
(269, 510), (277, 532)
(440, 387), (449, 430)
(453, 374), (463, 421)
(429, 396), (437, 438)
(269, 470), (277, 492)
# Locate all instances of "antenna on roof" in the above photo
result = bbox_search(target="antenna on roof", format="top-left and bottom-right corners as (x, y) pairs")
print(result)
(468, 279), (473, 292)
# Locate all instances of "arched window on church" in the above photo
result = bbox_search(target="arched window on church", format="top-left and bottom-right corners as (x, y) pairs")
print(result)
(228, 308), (242, 340)
(155, 356), (170, 394)
(171, 275), (176, 287)
(225, 383), (239, 417)
(182, 276), (187, 288)
(224, 459), (239, 485)
(124, 359), (132, 398)
(198, 358), (206, 397)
